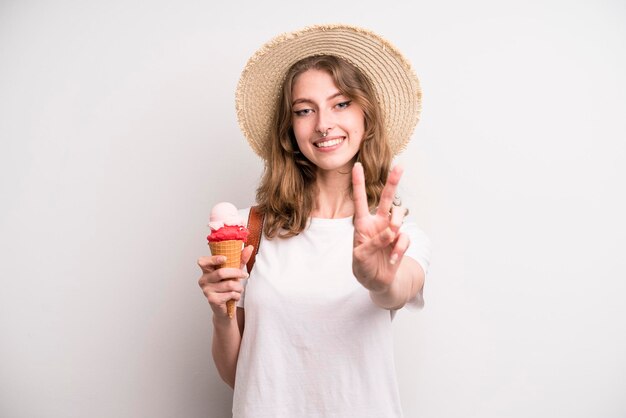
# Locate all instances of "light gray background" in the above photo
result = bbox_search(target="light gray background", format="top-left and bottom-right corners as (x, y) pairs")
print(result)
(1, 0), (625, 417)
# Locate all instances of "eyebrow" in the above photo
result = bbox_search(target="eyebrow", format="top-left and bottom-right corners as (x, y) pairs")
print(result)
(292, 92), (344, 106)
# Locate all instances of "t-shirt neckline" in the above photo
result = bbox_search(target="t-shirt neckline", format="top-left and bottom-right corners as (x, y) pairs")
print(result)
(308, 216), (354, 228)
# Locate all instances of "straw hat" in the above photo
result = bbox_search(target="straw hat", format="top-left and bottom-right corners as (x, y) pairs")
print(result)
(235, 24), (421, 159)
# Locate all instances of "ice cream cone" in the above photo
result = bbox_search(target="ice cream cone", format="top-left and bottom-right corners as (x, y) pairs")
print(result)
(209, 239), (244, 318)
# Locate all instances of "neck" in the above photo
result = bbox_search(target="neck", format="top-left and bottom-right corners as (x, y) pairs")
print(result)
(310, 168), (354, 219)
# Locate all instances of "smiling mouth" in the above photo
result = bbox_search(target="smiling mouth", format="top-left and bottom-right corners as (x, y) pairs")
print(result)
(315, 137), (345, 148)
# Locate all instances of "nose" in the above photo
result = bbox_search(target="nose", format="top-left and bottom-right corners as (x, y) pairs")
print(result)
(315, 108), (335, 135)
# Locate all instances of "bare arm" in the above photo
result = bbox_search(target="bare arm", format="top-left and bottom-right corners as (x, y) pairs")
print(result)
(211, 308), (245, 388)
(352, 163), (425, 310)
(198, 245), (252, 388)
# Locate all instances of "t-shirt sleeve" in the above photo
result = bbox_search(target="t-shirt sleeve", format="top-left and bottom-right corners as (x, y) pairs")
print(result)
(399, 217), (431, 310)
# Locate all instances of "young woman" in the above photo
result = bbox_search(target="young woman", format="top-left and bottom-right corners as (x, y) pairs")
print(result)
(198, 25), (431, 417)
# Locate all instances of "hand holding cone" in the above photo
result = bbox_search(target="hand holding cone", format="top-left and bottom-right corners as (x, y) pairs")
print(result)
(207, 202), (250, 319)
(208, 240), (245, 318)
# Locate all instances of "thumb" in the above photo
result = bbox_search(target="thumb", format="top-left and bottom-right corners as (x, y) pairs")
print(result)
(240, 245), (254, 269)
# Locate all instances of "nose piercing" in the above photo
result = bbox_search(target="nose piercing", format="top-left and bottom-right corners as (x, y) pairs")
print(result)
(322, 131), (328, 137)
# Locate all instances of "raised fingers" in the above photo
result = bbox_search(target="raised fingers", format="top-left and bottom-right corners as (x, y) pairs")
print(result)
(352, 162), (370, 220)
(376, 165), (404, 217)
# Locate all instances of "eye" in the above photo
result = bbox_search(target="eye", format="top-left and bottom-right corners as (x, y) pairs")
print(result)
(336, 100), (352, 109)
(294, 108), (313, 117)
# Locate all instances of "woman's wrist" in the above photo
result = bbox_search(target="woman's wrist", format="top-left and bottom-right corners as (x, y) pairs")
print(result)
(368, 274), (405, 309)
(213, 312), (237, 329)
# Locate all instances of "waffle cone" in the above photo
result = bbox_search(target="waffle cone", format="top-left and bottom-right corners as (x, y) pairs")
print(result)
(208, 240), (244, 268)
(208, 239), (244, 318)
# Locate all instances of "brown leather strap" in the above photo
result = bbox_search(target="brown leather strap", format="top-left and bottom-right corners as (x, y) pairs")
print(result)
(246, 206), (264, 273)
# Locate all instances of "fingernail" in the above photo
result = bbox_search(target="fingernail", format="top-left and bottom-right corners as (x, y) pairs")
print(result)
(389, 253), (399, 265)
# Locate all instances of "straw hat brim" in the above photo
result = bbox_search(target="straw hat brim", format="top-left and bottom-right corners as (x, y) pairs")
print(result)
(235, 24), (422, 160)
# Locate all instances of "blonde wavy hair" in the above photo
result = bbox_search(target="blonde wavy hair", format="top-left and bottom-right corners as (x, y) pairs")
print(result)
(256, 55), (392, 238)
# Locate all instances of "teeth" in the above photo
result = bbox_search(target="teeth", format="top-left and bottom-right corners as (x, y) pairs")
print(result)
(315, 138), (344, 148)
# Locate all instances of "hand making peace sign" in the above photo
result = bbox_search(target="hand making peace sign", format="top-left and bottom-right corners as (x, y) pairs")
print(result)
(351, 162), (410, 294)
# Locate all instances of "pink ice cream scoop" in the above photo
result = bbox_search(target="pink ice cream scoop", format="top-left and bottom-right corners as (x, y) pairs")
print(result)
(207, 202), (249, 242)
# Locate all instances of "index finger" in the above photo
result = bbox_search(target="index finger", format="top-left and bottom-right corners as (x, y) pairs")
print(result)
(352, 162), (370, 220)
(197, 255), (227, 273)
(376, 165), (403, 217)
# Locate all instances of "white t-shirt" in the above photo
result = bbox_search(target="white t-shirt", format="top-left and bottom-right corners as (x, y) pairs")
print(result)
(232, 208), (431, 418)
